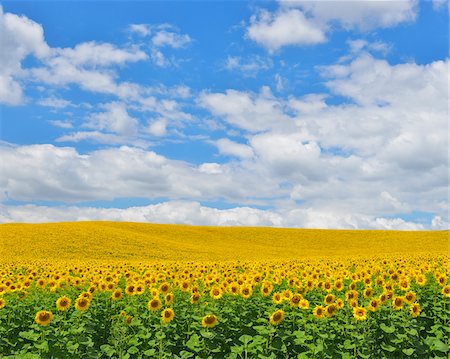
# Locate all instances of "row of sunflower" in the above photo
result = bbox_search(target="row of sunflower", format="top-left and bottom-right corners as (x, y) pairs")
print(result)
(0, 254), (448, 358)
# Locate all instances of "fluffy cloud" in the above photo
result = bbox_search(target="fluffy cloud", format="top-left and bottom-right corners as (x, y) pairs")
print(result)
(152, 30), (191, 48)
(0, 5), (49, 104)
(247, 9), (326, 52)
(247, 1), (417, 51)
(85, 102), (139, 136)
(215, 138), (254, 159)
(0, 202), (435, 230)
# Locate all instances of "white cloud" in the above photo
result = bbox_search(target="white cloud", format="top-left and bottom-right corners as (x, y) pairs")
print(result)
(0, 6), (50, 104)
(146, 118), (167, 136)
(56, 131), (149, 148)
(198, 163), (223, 174)
(247, 1), (417, 51)
(0, 202), (433, 229)
(85, 102), (139, 136)
(54, 41), (147, 67)
(128, 23), (151, 36)
(152, 30), (191, 48)
(225, 55), (273, 76)
(198, 87), (293, 132)
(38, 96), (72, 108)
(48, 119), (73, 129)
(247, 9), (326, 52)
(215, 138), (254, 159)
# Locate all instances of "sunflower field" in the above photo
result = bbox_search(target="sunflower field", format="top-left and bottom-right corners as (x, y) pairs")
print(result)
(0, 222), (448, 358)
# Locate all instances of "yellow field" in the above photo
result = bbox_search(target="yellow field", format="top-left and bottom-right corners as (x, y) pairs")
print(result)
(0, 221), (448, 262)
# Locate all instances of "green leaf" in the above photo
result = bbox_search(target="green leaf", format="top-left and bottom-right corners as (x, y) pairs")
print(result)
(380, 323), (395, 334)
(381, 343), (396, 352)
(343, 340), (355, 350)
(239, 334), (253, 345)
(186, 334), (202, 353)
(402, 348), (415, 356)
(143, 349), (157, 357)
(425, 337), (449, 353)
(179, 351), (195, 359)
(128, 346), (139, 355)
(19, 331), (40, 341)
(100, 344), (116, 358)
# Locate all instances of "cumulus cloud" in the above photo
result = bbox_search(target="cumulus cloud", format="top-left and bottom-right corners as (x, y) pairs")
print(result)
(247, 9), (326, 52)
(85, 102), (139, 136)
(0, 202), (435, 230)
(0, 5), (50, 104)
(215, 138), (254, 159)
(247, 1), (418, 51)
(152, 30), (191, 48)
(224, 55), (273, 76)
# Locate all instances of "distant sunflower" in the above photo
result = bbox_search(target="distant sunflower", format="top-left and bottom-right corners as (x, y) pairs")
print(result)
(404, 291), (417, 304)
(210, 287), (222, 300)
(125, 315), (133, 326)
(299, 299), (309, 309)
(410, 302), (421, 318)
(75, 297), (90, 311)
(363, 287), (373, 299)
(325, 304), (337, 318)
(324, 293), (335, 305)
(240, 286), (252, 299)
(368, 298), (380, 312)
(290, 294), (302, 307)
(35, 310), (53, 326)
(125, 285), (135, 296)
(272, 293), (283, 305)
(165, 293), (174, 305)
(313, 305), (325, 319)
(159, 282), (171, 294)
(229, 283), (239, 296)
(56, 296), (71, 311)
(334, 279), (344, 291)
(269, 310), (285, 325)
(148, 297), (162, 312)
(0, 297), (6, 309)
(190, 293), (201, 304)
(392, 296), (404, 310)
(353, 307), (367, 321)
(442, 285), (450, 298)
(111, 288), (123, 301)
(336, 298), (344, 309)
(161, 308), (175, 324)
(202, 314), (218, 328)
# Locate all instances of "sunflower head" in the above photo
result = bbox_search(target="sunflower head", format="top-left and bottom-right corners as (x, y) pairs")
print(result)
(269, 310), (285, 325)
(442, 285), (450, 298)
(56, 296), (71, 311)
(35, 310), (53, 326)
(75, 297), (90, 311)
(111, 289), (123, 301)
(313, 305), (325, 319)
(368, 298), (380, 312)
(202, 314), (218, 328)
(0, 297), (6, 309)
(392, 296), (404, 310)
(148, 297), (162, 312)
(410, 302), (421, 318)
(353, 307), (367, 321)
(161, 308), (175, 324)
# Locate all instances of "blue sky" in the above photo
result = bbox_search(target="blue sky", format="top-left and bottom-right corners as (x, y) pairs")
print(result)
(0, 0), (448, 229)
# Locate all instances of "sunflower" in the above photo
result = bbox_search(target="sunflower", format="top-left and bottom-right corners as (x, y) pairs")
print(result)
(125, 285), (135, 296)
(56, 296), (71, 311)
(190, 292), (201, 304)
(325, 304), (337, 318)
(161, 308), (175, 324)
(119, 310), (127, 317)
(269, 310), (285, 325)
(290, 294), (302, 307)
(75, 297), (90, 311)
(111, 288), (123, 301)
(404, 291), (417, 304)
(392, 296), (404, 310)
(0, 297), (6, 309)
(441, 285), (450, 298)
(334, 279), (344, 291)
(324, 293), (335, 305)
(201, 314), (218, 328)
(210, 287), (222, 300)
(353, 307), (367, 321)
(35, 310), (53, 326)
(313, 305), (325, 319)
(240, 286), (252, 299)
(165, 293), (174, 305)
(261, 285), (272, 297)
(410, 302), (421, 318)
(379, 292), (388, 303)
(229, 283), (239, 296)
(159, 282), (171, 294)
(415, 274), (427, 287)
(180, 281), (190, 292)
(125, 315), (133, 326)
(345, 290), (358, 301)
(272, 293), (283, 305)
(148, 297), (162, 312)
(363, 287), (373, 299)
(336, 298), (344, 309)
(299, 299), (309, 309)
(368, 298), (380, 312)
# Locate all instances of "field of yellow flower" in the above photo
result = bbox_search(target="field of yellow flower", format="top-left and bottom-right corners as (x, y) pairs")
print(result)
(0, 222), (448, 358)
